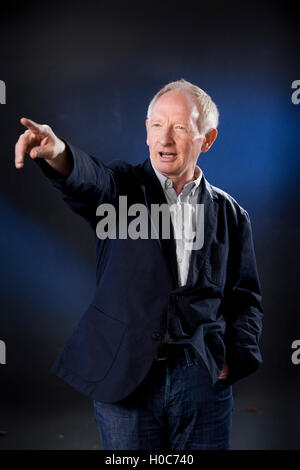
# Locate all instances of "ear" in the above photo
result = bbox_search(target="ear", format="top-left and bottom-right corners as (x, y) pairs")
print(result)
(201, 128), (218, 153)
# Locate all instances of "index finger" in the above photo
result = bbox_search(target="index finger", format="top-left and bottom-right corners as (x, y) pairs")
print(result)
(20, 117), (48, 135)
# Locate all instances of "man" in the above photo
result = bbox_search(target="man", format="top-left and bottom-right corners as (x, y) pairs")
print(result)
(15, 79), (263, 450)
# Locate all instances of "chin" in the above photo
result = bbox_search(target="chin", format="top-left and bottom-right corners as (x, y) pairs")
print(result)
(157, 162), (178, 175)
(156, 157), (178, 169)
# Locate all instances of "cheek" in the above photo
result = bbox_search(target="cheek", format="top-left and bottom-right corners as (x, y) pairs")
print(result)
(187, 139), (201, 155)
(179, 139), (194, 156)
(147, 134), (156, 148)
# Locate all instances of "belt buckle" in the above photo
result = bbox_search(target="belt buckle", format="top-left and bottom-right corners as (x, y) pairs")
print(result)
(155, 344), (168, 361)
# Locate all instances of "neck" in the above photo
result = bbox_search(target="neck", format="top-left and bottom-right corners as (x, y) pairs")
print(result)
(169, 169), (196, 195)
(150, 159), (200, 196)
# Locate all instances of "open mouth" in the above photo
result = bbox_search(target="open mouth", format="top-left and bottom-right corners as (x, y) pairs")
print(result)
(159, 152), (177, 160)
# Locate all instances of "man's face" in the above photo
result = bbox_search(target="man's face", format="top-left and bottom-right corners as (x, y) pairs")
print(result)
(146, 90), (205, 179)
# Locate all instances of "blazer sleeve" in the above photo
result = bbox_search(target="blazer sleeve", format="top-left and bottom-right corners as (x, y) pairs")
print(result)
(34, 139), (119, 228)
(224, 208), (264, 385)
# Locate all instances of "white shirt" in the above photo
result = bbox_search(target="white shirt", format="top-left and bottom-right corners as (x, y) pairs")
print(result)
(151, 161), (202, 287)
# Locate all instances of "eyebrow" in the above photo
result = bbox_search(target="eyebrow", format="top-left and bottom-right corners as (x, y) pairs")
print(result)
(151, 117), (189, 124)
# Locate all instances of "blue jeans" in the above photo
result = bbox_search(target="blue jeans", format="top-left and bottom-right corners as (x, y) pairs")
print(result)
(93, 345), (234, 450)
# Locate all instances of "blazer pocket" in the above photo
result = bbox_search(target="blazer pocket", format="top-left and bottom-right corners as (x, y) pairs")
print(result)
(60, 304), (126, 382)
(205, 242), (227, 286)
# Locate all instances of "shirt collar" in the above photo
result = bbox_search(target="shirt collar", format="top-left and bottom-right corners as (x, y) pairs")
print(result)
(150, 160), (202, 196)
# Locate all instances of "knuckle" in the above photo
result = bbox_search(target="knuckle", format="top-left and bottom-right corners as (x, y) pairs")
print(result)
(42, 124), (51, 133)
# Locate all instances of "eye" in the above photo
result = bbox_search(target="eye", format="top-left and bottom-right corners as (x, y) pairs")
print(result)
(175, 125), (185, 130)
(152, 123), (161, 127)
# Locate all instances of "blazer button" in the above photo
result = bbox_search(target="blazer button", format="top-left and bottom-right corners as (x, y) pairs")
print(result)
(152, 332), (162, 341)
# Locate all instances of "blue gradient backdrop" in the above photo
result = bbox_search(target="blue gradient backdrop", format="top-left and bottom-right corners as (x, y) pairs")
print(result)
(0, 1), (299, 449)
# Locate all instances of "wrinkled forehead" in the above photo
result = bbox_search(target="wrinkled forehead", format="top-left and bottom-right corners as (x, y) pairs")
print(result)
(151, 90), (199, 122)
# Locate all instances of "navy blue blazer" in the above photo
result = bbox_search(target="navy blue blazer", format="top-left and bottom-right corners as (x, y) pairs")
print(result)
(36, 141), (263, 403)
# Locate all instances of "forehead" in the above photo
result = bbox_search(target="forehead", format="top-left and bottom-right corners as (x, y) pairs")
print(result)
(151, 90), (198, 120)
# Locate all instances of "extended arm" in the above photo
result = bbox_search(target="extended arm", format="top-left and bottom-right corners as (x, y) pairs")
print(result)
(15, 117), (119, 226)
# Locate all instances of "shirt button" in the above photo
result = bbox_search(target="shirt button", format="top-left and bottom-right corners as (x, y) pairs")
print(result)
(152, 332), (162, 341)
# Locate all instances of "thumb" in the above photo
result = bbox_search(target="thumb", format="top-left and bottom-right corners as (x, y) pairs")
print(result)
(30, 145), (53, 160)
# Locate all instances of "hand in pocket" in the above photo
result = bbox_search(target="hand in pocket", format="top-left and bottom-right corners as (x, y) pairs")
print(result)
(218, 362), (229, 380)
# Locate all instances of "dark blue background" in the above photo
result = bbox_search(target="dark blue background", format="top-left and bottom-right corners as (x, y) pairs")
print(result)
(0, 0), (299, 449)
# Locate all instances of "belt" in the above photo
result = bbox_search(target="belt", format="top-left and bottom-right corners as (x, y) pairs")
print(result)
(154, 343), (184, 361)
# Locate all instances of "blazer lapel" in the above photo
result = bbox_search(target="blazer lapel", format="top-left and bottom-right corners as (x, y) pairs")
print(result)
(138, 158), (179, 287)
(137, 158), (218, 290)
(185, 175), (218, 288)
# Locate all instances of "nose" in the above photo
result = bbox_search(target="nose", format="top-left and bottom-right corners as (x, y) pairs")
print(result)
(158, 126), (174, 146)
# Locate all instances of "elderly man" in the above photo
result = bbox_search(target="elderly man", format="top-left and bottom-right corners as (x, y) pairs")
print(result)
(15, 79), (263, 450)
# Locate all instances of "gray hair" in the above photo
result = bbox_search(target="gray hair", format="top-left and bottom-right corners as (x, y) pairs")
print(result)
(146, 78), (219, 136)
